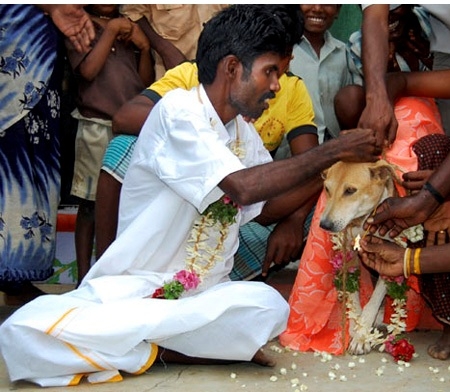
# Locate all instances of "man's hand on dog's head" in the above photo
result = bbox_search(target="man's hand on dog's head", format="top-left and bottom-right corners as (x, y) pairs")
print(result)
(335, 128), (382, 162)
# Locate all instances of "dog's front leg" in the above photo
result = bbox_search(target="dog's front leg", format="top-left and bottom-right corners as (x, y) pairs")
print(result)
(348, 278), (387, 355)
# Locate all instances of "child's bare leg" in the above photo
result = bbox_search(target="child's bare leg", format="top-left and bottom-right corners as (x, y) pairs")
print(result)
(75, 199), (95, 287)
(95, 170), (121, 259)
(428, 324), (450, 360)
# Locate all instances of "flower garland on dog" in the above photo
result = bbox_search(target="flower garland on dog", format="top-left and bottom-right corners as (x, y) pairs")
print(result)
(330, 225), (422, 361)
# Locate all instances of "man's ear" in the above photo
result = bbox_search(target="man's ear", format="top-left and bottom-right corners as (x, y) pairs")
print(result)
(223, 55), (240, 79)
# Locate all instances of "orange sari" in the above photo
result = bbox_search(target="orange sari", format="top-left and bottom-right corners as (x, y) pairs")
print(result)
(280, 97), (444, 355)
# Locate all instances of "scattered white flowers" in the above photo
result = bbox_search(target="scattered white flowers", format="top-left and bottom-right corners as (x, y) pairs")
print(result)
(375, 366), (385, 376)
(279, 367), (287, 375)
(348, 361), (356, 369)
(270, 345), (283, 353)
(291, 363), (297, 370)
(290, 377), (300, 386)
(269, 375), (278, 382)
(230, 372), (237, 379)
(339, 375), (348, 382)
(429, 366), (440, 374)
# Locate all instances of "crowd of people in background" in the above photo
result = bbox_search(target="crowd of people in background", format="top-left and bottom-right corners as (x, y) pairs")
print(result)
(2, 3), (450, 387)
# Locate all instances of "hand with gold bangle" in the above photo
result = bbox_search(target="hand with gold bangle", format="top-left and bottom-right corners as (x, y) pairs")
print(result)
(360, 235), (450, 277)
(403, 247), (422, 278)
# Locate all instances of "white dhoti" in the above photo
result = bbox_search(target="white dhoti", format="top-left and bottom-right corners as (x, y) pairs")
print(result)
(0, 280), (288, 386)
(0, 86), (286, 387)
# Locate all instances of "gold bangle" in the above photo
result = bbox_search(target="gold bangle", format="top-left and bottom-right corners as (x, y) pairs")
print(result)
(413, 248), (422, 275)
(403, 248), (411, 278)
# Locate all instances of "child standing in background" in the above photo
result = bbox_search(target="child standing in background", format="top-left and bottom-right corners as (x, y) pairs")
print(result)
(66, 4), (153, 286)
(289, 4), (351, 144)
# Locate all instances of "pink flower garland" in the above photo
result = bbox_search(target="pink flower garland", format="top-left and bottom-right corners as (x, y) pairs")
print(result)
(152, 270), (201, 299)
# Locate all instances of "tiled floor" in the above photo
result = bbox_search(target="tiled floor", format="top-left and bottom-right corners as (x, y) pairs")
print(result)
(1, 271), (449, 392)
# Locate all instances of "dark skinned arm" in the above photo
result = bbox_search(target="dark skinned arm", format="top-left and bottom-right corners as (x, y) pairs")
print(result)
(358, 4), (398, 147)
(219, 128), (380, 207)
(112, 94), (155, 135)
(137, 17), (186, 70)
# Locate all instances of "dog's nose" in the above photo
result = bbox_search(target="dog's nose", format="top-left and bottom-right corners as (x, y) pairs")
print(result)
(319, 219), (335, 232)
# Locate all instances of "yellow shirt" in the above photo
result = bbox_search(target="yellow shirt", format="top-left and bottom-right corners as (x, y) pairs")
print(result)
(142, 61), (317, 154)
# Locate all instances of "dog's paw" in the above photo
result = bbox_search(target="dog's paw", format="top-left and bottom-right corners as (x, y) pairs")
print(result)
(348, 337), (372, 355)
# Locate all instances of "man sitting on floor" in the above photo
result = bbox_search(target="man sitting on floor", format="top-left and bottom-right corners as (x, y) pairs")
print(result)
(0, 5), (380, 387)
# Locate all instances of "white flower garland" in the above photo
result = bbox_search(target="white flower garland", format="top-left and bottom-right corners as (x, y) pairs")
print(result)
(330, 224), (423, 353)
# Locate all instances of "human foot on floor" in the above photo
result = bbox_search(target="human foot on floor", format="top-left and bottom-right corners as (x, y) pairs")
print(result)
(427, 326), (450, 360)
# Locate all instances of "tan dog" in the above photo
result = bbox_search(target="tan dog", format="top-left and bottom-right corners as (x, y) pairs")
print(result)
(320, 160), (399, 355)
(320, 160), (398, 234)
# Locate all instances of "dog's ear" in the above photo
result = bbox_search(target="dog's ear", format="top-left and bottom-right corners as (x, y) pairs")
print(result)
(321, 168), (329, 180)
(369, 160), (397, 182)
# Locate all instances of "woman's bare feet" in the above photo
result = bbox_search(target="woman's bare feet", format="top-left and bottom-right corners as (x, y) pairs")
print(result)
(428, 324), (450, 360)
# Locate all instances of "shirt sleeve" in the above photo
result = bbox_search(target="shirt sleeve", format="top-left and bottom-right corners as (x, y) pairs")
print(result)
(283, 74), (318, 142)
(141, 61), (199, 104)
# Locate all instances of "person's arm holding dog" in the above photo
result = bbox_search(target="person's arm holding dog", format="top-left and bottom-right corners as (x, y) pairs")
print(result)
(366, 70), (450, 238)
(359, 236), (450, 277)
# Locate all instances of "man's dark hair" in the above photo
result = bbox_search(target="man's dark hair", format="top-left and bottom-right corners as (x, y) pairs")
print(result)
(196, 5), (302, 85)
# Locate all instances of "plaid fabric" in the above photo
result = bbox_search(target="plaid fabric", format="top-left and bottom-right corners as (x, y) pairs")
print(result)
(412, 133), (450, 324)
(230, 209), (314, 281)
(101, 135), (137, 183)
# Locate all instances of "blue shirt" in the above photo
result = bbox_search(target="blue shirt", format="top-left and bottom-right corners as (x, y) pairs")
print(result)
(290, 31), (352, 142)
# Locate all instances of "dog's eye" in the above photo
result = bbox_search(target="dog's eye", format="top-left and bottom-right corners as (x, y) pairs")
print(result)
(344, 187), (357, 195)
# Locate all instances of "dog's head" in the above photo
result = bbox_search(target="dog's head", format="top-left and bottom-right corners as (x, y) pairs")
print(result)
(319, 160), (397, 233)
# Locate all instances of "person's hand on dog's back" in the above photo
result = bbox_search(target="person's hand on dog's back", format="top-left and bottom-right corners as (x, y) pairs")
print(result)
(358, 236), (404, 277)
(331, 128), (382, 162)
(364, 192), (437, 238)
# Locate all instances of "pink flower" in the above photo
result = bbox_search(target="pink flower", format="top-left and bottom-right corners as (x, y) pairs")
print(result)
(173, 270), (200, 291)
(223, 195), (233, 205)
(331, 251), (354, 273)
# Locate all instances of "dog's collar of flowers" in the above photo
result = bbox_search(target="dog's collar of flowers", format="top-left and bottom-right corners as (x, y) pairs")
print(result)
(330, 229), (414, 358)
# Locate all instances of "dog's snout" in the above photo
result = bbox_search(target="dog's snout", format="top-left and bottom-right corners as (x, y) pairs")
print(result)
(319, 218), (337, 233)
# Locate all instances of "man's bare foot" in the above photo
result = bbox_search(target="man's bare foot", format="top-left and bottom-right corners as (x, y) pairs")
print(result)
(428, 325), (450, 360)
(156, 347), (275, 367)
(251, 349), (276, 367)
